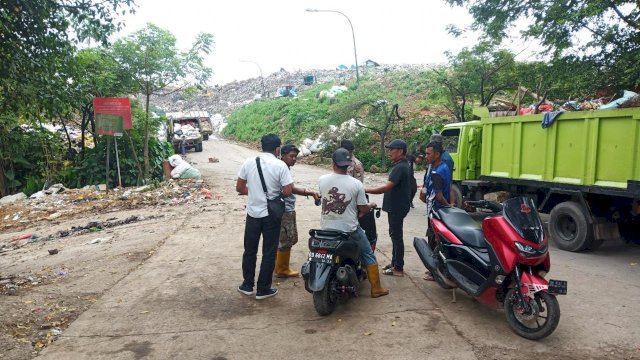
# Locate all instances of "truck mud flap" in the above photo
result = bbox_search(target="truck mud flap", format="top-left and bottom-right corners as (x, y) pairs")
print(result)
(305, 262), (332, 292)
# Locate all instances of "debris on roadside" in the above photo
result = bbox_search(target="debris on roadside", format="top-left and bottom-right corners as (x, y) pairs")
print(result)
(0, 179), (214, 233)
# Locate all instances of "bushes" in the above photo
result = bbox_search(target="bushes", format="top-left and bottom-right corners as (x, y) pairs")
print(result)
(0, 120), (67, 196)
(72, 136), (171, 188)
(222, 71), (456, 169)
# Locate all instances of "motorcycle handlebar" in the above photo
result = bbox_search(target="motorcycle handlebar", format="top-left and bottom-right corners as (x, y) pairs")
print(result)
(465, 200), (503, 213)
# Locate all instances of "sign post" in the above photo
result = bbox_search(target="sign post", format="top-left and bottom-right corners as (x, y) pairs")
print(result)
(114, 133), (123, 188)
(93, 98), (132, 190)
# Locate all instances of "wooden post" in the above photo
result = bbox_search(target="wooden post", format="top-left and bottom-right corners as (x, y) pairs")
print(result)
(105, 136), (110, 193)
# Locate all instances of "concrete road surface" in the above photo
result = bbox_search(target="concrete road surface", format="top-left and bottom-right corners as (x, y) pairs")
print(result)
(37, 138), (640, 360)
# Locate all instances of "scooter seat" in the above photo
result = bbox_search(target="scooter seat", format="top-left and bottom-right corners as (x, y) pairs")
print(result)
(436, 207), (486, 248)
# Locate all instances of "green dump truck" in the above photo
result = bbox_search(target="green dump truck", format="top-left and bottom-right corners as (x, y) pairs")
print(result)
(441, 107), (640, 252)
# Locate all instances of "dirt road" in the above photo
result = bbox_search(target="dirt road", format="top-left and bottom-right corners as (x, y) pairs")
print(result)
(2, 138), (639, 359)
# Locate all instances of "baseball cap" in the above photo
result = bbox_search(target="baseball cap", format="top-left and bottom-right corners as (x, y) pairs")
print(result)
(332, 148), (352, 166)
(430, 133), (444, 143)
(384, 139), (407, 150)
(281, 144), (299, 155)
(339, 139), (355, 151)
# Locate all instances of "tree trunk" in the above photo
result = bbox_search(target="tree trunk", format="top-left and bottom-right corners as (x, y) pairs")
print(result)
(0, 157), (7, 198)
(143, 87), (151, 178)
(80, 105), (88, 160)
(60, 118), (73, 160)
(379, 130), (386, 165)
(460, 95), (467, 122)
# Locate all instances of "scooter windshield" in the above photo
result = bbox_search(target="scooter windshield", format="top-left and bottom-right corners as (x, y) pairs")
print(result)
(503, 197), (545, 244)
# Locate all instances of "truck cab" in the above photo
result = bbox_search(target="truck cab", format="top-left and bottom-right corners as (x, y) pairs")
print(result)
(441, 121), (483, 204)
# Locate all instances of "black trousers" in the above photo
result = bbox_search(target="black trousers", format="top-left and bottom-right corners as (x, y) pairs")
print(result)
(388, 212), (407, 271)
(242, 214), (281, 292)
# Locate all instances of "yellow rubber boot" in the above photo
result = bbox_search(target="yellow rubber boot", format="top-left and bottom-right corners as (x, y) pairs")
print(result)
(366, 264), (390, 298)
(275, 250), (299, 278)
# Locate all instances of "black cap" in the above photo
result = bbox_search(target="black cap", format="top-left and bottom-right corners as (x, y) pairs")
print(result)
(339, 139), (355, 151)
(385, 139), (407, 150)
(332, 148), (352, 166)
(281, 144), (299, 155)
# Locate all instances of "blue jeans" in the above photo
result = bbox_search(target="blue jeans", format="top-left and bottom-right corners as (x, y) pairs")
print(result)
(351, 225), (377, 266)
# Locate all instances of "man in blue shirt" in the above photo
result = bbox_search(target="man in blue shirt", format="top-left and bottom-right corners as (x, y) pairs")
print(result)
(420, 141), (452, 210)
(430, 134), (454, 175)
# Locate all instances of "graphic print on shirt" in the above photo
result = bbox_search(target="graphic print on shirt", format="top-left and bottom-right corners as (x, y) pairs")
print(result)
(322, 186), (352, 215)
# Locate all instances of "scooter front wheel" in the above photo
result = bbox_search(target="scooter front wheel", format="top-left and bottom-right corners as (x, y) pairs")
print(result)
(313, 278), (337, 316)
(504, 288), (560, 340)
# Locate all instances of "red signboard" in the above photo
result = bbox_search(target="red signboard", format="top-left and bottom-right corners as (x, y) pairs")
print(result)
(93, 97), (132, 135)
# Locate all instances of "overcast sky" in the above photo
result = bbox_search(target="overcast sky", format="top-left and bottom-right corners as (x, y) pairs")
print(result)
(117, 0), (532, 85)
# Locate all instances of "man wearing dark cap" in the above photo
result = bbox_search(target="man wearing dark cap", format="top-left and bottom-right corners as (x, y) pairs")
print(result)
(318, 148), (389, 298)
(339, 139), (364, 183)
(236, 134), (293, 300)
(276, 144), (321, 278)
(365, 139), (412, 277)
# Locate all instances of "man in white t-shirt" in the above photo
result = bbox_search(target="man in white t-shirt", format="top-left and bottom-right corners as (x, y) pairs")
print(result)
(236, 134), (293, 300)
(318, 148), (389, 298)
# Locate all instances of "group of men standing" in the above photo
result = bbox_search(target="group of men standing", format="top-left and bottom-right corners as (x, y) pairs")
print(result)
(235, 133), (454, 300)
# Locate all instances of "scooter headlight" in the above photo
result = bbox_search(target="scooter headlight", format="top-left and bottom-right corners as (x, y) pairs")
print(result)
(515, 242), (536, 255)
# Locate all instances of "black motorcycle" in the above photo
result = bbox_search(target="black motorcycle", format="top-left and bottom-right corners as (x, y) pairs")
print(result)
(301, 229), (367, 315)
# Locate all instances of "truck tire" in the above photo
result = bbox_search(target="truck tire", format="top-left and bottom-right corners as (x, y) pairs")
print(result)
(203, 134), (209, 141)
(451, 184), (463, 208)
(195, 143), (203, 152)
(549, 201), (594, 252)
(619, 220), (640, 245)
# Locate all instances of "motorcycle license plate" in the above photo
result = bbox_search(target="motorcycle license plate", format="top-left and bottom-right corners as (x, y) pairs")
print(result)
(548, 279), (567, 295)
(309, 252), (333, 264)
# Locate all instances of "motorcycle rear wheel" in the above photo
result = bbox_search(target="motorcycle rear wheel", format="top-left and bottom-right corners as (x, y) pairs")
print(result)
(504, 288), (560, 340)
(313, 279), (337, 316)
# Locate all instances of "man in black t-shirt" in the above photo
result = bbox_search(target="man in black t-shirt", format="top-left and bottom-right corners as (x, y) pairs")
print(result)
(365, 139), (412, 277)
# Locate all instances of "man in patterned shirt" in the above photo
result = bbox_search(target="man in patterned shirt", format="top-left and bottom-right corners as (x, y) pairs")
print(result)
(340, 140), (364, 183)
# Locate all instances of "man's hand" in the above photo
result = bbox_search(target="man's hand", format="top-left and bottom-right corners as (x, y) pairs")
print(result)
(369, 202), (377, 210)
(310, 191), (321, 201)
(419, 191), (427, 203)
(236, 178), (248, 195)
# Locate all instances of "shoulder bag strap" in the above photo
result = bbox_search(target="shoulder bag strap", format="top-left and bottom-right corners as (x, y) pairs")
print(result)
(255, 156), (269, 199)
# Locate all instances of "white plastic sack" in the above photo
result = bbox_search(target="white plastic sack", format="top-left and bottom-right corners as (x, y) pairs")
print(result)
(299, 144), (312, 157)
(168, 155), (190, 178)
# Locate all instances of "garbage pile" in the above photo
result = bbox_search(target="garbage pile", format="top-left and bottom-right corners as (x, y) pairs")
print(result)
(488, 89), (640, 117)
(0, 179), (217, 233)
(148, 64), (432, 117)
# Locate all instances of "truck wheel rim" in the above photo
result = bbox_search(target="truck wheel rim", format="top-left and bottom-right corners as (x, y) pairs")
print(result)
(557, 214), (577, 241)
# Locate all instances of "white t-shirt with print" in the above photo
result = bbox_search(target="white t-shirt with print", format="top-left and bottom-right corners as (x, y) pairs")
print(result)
(318, 173), (367, 233)
(238, 152), (293, 218)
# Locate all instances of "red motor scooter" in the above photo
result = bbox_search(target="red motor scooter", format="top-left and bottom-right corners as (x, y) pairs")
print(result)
(414, 197), (567, 340)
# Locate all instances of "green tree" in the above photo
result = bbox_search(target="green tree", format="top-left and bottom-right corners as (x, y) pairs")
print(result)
(0, 0), (134, 197)
(433, 42), (517, 121)
(446, 0), (640, 89)
(111, 23), (213, 178)
(0, 0), (135, 116)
